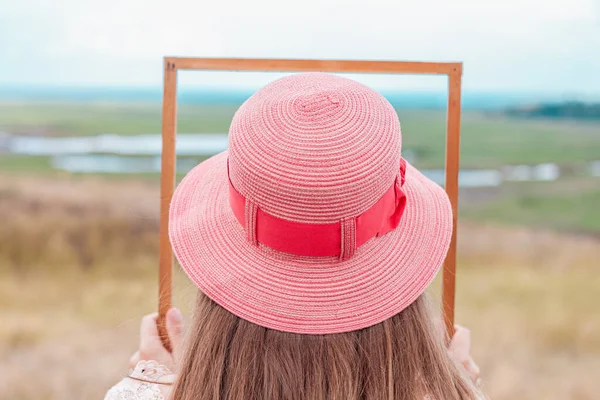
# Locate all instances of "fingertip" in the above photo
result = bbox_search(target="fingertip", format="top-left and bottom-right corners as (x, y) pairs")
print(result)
(167, 307), (183, 324)
(142, 312), (159, 324)
(140, 312), (160, 336)
(453, 325), (471, 339)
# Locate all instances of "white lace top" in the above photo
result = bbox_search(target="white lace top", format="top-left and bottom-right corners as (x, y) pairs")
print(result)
(105, 360), (175, 400)
(106, 361), (483, 400)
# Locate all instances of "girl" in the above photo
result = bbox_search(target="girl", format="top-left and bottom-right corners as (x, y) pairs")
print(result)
(106, 73), (482, 399)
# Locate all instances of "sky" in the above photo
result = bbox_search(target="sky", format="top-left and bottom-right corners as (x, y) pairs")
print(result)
(1, 0), (599, 97)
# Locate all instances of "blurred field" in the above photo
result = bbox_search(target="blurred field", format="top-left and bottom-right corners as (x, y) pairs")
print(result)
(2, 103), (600, 169)
(462, 179), (600, 233)
(0, 103), (239, 137)
(3, 103), (600, 233)
(0, 174), (599, 399)
(1, 103), (599, 399)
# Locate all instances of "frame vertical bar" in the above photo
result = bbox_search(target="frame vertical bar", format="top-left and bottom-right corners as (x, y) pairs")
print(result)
(442, 66), (463, 338)
(158, 58), (177, 352)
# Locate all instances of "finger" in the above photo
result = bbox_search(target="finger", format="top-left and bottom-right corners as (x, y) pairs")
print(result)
(449, 325), (471, 362)
(129, 351), (140, 369)
(166, 307), (185, 360)
(139, 313), (169, 360)
(464, 358), (481, 383)
(140, 312), (159, 339)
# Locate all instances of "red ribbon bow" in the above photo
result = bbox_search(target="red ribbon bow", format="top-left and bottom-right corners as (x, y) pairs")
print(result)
(376, 158), (407, 237)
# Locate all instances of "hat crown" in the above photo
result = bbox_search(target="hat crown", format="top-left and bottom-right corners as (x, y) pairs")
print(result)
(228, 73), (402, 224)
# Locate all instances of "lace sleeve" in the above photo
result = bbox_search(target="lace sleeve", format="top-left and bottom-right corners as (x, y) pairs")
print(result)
(105, 361), (175, 400)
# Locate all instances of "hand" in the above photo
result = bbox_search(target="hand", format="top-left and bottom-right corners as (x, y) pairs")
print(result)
(128, 308), (185, 372)
(448, 325), (481, 385)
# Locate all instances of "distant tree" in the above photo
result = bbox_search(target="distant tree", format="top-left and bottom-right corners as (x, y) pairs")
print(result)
(506, 101), (600, 120)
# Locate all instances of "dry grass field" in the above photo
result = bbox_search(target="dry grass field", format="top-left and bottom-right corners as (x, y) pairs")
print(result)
(1, 175), (599, 399)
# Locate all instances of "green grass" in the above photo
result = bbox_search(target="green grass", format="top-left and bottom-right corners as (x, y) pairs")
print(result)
(397, 110), (600, 168)
(0, 154), (207, 180)
(0, 155), (54, 173)
(1, 103), (599, 169)
(462, 181), (600, 232)
(0, 102), (238, 136)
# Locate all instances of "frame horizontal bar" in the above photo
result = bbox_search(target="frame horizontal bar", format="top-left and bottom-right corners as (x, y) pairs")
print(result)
(166, 57), (462, 76)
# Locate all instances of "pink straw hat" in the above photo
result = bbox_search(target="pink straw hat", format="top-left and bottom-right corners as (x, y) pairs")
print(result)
(169, 73), (452, 334)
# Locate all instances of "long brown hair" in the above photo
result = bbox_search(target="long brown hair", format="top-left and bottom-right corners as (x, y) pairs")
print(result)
(171, 292), (480, 400)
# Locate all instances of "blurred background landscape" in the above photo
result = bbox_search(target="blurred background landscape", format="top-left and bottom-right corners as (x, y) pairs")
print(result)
(1, 0), (599, 399)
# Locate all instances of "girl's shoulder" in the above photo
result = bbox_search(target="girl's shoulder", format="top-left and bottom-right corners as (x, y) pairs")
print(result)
(104, 360), (175, 400)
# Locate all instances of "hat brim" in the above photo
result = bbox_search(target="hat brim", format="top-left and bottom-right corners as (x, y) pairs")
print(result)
(169, 151), (452, 334)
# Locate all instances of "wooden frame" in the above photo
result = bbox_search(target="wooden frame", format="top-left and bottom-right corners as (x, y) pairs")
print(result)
(159, 57), (463, 347)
